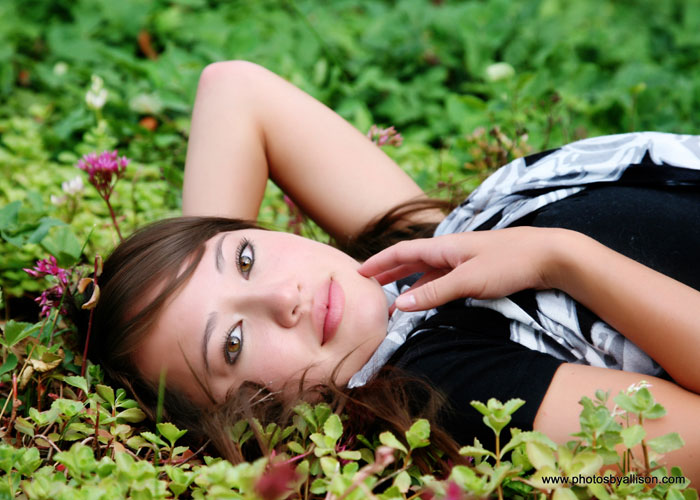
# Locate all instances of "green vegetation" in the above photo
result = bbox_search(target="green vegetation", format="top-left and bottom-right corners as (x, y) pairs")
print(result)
(1, 0), (699, 497)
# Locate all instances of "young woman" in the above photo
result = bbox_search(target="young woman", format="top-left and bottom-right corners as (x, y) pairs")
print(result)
(83, 61), (700, 480)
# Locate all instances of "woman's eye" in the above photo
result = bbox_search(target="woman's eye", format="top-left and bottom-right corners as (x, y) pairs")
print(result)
(224, 323), (243, 365)
(236, 239), (255, 278)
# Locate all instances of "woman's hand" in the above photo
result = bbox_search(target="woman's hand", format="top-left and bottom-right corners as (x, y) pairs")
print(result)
(358, 227), (570, 311)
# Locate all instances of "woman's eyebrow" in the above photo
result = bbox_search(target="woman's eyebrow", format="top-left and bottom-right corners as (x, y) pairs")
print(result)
(202, 311), (218, 374)
(215, 233), (227, 273)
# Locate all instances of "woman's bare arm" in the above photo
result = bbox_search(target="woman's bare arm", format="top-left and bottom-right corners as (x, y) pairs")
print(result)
(183, 61), (440, 241)
(536, 364), (700, 482)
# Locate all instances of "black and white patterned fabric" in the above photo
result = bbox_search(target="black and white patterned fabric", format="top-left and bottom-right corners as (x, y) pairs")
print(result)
(348, 132), (700, 388)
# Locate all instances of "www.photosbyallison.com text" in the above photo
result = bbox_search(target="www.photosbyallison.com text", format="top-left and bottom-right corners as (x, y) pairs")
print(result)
(541, 474), (686, 487)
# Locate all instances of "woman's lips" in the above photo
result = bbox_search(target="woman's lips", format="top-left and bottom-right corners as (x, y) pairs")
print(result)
(313, 278), (345, 346)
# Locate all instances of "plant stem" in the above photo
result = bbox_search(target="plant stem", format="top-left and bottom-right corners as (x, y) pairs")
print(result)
(104, 197), (124, 242)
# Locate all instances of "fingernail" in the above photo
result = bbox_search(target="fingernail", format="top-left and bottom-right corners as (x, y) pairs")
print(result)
(395, 294), (416, 310)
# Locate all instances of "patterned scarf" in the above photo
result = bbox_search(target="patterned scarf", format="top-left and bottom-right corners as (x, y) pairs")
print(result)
(348, 132), (700, 388)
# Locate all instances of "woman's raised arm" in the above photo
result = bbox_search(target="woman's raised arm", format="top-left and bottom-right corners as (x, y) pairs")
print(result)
(183, 61), (439, 241)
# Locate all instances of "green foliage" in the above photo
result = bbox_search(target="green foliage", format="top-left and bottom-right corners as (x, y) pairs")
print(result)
(2, 0), (700, 497)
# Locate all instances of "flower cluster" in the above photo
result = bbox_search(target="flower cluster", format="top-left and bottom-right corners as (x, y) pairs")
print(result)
(85, 74), (108, 111)
(367, 124), (403, 147)
(51, 176), (84, 206)
(76, 150), (129, 202)
(23, 256), (71, 318)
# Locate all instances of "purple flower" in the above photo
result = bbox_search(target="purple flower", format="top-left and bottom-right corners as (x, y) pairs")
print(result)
(367, 125), (404, 147)
(76, 150), (130, 201)
(23, 256), (71, 318)
(23, 256), (70, 285)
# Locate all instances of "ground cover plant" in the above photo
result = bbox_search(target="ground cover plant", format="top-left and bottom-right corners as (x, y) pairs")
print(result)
(2, 0), (700, 497)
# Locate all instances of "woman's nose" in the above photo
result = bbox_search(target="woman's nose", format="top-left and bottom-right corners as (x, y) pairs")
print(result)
(246, 281), (302, 328)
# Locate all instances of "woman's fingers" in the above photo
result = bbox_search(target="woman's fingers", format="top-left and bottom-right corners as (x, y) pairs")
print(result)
(358, 237), (455, 278)
(394, 266), (472, 311)
(371, 262), (431, 286)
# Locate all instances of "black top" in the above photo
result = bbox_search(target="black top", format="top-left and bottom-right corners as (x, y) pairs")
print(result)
(388, 303), (564, 449)
(386, 184), (700, 448)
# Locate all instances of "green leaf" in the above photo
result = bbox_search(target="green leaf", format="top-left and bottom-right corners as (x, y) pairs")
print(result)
(647, 432), (684, 454)
(323, 414), (343, 441)
(620, 425), (646, 448)
(337, 450), (361, 461)
(40, 225), (82, 265)
(95, 384), (115, 408)
(393, 470), (411, 493)
(2, 321), (40, 348)
(319, 456), (339, 477)
(526, 441), (556, 471)
(63, 376), (89, 394)
(0, 201), (20, 232)
(141, 431), (167, 447)
(379, 431), (407, 454)
(405, 419), (430, 450)
(0, 354), (18, 376)
(117, 407), (146, 423)
(157, 422), (187, 446)
(553, 488), (578, 500)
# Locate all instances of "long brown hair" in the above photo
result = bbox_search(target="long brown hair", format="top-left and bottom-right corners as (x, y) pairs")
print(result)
(76, 200), (464, 473)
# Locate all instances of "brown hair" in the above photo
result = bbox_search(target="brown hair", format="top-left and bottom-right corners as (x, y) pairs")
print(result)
(77, 200), (464, 473)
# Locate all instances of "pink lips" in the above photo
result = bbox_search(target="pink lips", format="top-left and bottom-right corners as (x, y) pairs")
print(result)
(321, 279), (344, 345)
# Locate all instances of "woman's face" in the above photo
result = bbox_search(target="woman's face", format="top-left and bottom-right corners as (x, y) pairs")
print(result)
(134, 229), (389, 405)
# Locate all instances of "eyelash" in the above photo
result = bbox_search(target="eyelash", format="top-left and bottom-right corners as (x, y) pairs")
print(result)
(222, 322), (243, 365)
(236, 238), (255, 278)
(222, 238), (255, 365)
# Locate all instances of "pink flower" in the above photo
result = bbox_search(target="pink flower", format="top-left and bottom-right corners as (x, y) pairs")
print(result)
(76, 150), (130, 201)
(445, 481), (465, 500)
(23, 256), (70, 285)
(254, 462), (298, 500)
(367, 125), (404, 147)
(24, 256), (71, 318)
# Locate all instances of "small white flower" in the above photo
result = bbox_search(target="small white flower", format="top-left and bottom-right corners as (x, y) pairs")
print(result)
(626, 380), (652, 395)
(53, 62), (68, 76)
(485, 62), (515, 82)
(86, 75), (108, 110)
(51, 194), (66, 206)
(61, 176), (84, 196)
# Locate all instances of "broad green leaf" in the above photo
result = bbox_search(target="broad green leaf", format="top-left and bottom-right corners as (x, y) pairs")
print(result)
(620, 425), (645, 448)
(393, 470), (411, 493)
(319, 456), (339, 477)
(2, 321), (40, 348)
(117, 407), (146, 423)
(647, 432), (684, 454)
(0, 353), (18, 376)
(405, 419), (430, 450)
(553, 488), (578, 500)
(526, 441), (556, 471)
(95, 384), (115, 408)
(323, 413), (342, 441)
(141, 431), (167, 447)
(64, 376), (89, 394)
(379, 431), (407, 454)
(41, 225), (82, 265)
(337, 450), (361, 461)
(157, 422), (187, 446)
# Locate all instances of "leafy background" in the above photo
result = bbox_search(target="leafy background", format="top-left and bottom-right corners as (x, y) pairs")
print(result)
(1, 0), (700, 498)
